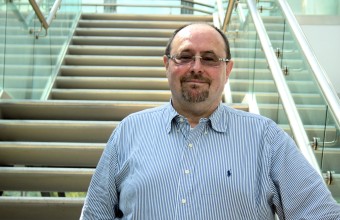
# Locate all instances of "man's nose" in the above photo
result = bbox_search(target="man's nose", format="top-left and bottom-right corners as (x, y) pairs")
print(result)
(191, 56), (204, 69)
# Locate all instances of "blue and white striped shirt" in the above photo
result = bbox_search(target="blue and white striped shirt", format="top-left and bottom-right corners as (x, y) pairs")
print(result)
(81, 102), (340, 219)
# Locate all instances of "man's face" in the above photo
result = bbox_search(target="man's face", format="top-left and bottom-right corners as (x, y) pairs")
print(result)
(164, 24), (233, 107)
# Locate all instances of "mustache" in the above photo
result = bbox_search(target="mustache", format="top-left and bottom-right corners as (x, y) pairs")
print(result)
(180, 74), (212, 84)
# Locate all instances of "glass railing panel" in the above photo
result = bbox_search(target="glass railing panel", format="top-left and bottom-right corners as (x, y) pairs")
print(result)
(227, 1), (292, 136)
(256, 1), (340, 176)
(32, 0), (81, 99)
(0, 2), (5, 93)
(1, 0), (80, 100)
(4, 0), (35, 99)
(227, 4), (257, 104)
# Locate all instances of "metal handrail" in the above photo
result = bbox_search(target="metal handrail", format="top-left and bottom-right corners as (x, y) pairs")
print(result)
(29, 0), (62, 37)
(222, 0), (236, 32)
(277, 0), (340, 130)
(79, 4), (212, 15)
(245, 0), (321, 174)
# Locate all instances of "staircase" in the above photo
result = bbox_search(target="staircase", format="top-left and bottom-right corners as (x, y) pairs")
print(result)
(227, 2), (340, 199)
(0, 13), (247, 220)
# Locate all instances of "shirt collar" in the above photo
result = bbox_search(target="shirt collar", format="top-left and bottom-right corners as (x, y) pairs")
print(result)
(208, 103), (229, 133)
(164, 102), (180, 134)
(164, 101), (229, 134)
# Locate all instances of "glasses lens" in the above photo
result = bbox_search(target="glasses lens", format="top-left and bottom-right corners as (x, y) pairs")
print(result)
(170, 53), (224, 66)
(201, 54), (219, 66)
(174, 53), (192, 64)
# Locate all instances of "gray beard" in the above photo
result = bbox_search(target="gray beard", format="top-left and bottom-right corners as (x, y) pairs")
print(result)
(181, 87), (209, 103)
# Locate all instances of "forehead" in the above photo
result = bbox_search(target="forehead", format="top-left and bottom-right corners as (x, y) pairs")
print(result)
(171, 24), (226, 55)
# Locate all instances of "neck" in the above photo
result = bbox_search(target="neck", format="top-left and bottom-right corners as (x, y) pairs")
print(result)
(172, 100), (219, 128)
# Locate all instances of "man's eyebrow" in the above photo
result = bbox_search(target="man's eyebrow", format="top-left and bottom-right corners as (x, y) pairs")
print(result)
(178, 50), (216, 55)
(201, 51), (216, 55)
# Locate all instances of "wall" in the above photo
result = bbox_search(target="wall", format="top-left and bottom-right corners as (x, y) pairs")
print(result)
(297, 16), (340, 96)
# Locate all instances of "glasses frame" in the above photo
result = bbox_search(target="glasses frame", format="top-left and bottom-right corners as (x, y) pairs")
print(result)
(167, 54), (229, 67)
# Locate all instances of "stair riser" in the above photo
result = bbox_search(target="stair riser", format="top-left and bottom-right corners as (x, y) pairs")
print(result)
(51, 90), (171, 102)
(72, 36), (168, 46)
(261, 107), (337, 129)
(56, 77), (169, 90)
(68, 45), (165, 56)
(64, 55), (164, 66)
(77, 20), (200, 29)
(231, 92), (323, 105)
(0, 144), (103, 167)
(230, 80), (318, 93)
(0, 121), (116, 142)
(60, 66), (166, 77)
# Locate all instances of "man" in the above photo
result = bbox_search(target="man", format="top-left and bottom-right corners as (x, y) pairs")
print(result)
(80, 23), (340, 219)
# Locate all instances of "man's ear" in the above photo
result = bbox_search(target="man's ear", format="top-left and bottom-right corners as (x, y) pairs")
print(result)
(163, 55), (169, 70)
(225, 60), (234, 80)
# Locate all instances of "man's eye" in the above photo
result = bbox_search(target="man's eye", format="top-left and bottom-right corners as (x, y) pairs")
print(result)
(178, 55), (192, 60)
(202, 56), (217, 61)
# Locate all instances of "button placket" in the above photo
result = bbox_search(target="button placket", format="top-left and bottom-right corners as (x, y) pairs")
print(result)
(176, 119), (208, 209)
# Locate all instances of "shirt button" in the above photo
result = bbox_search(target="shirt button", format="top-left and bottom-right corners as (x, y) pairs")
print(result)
(188, 143), (193, 148)
(185, 169), (190, 174)
(179, 118), (184, 123)
(181, 199), (187, 204)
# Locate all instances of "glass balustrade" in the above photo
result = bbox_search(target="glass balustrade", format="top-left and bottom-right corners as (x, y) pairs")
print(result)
(255, 0), (340, 174)
(1, 0), (81, 100)
(0, 2), (5, 96)
(227, 0), (340, 199)
(227, 2), (292, 136)
(1, 0), (216, 101)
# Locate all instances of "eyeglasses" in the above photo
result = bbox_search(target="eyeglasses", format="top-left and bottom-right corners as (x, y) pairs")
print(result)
(167, 53), (229, 67)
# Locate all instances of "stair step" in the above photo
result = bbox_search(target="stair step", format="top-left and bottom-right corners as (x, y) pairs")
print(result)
(0, 35), (67, 45)
(315, 148), (340, 173)
(0, 65), (53, 76)
(260, 104), (337, 127)
(56, 76), (169, 89)
(68, 45), (165, 56)
(60, 65), (166, 77)
(3, 44), (62, 55)
(0, 167), (92, 192)
(279, 124), (338, 144)
(51, 89), (171, 101)
(72, 36), (168, 46)
(75, 27), (174, 37)
(0, 142), (103, 167)
(0, 100), (162, 120)
(230, 79), (318, 93)
(0, 100), (247, 120)
(0, 120), (117, 142)
(0, 197), (84, 220)
(80, 13), (213, 22)
(0, 54), (58, 65)
(77, 19), (203, 29)
(232, 91), (323, 105)
(64, 55), (163, 66)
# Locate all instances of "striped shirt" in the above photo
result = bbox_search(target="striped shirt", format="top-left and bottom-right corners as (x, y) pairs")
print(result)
(80, 102), (340, 219)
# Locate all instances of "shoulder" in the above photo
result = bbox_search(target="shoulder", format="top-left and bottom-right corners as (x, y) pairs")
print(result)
(115, 103), (171, 132)
(220, 104), (283, 139)
(123, 104), (168, 122)
(221, 104), (276, 126)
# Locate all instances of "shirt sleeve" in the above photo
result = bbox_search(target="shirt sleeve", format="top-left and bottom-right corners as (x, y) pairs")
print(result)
(80, 130), (119, 220)
(266, 121), (340, 219)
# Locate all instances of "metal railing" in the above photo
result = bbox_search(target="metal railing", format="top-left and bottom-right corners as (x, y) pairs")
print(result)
(246, 0), (321, 174)
(29, 0), (62, 38)
(216, 0), (321, 174)
(79, 0), (214, 14)
(277, 0), (340, 132)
